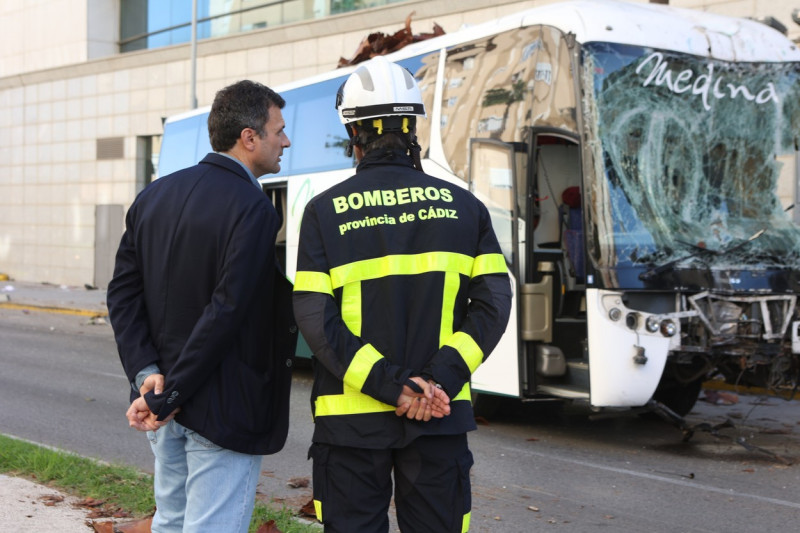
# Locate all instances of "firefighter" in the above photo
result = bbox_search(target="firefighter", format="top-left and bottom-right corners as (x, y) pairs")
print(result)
(293, 56), (512, 533)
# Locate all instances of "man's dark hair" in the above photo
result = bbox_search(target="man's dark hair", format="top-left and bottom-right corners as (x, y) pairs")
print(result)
(352, 115), (417, 155)
(208, 80), (285, 152)
(354, 129), (409, 154)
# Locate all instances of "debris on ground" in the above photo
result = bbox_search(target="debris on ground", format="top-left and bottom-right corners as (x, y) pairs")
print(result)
(338, 11), (445, 67)
(298, 498), (317, 519)
(701, 390), (739, 405)
(255, 520), (283, 533)
(92, 517), (152, 532)
(286, 477), (309, 488)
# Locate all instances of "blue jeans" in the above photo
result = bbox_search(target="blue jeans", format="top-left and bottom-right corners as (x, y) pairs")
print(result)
(146, 420), (262, 533)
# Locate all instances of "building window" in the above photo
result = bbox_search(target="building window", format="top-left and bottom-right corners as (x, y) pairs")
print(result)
(120, 0), (409, 53)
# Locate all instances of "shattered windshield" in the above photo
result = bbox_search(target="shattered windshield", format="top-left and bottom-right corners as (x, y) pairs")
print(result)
(583, 42), (800, 272)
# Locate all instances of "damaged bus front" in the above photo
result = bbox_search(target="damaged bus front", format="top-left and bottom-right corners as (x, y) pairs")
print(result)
(579, 37), (800, 414)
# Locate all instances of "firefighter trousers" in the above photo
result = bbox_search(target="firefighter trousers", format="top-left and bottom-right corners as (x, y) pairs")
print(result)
(309, 433), (473, 533)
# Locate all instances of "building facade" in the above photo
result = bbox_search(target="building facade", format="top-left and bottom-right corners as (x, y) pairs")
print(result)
(0, 0), (798, 287)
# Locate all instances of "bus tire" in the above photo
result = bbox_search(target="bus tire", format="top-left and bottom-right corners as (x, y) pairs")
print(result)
(652, 376), (704, 417)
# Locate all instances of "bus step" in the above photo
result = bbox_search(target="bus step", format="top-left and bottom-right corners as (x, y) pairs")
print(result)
(566, 360), (589, 389)
(536, 384), (590, 400)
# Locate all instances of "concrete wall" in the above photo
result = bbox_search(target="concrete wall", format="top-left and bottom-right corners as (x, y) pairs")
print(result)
(0, 0), (797, 286)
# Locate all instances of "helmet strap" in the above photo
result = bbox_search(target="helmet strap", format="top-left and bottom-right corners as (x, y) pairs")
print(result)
(407, 135), (424, 172)
(344, 124), (356, 157)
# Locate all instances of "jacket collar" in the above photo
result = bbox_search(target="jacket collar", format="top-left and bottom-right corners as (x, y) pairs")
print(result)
(199, 152), (254, 186)
(356, 148), (415, 173)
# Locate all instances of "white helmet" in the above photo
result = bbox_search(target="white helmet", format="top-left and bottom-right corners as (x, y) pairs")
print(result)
(336, 56), (426, 125)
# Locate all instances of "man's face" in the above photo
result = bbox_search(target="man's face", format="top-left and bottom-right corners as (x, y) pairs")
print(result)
(253, 106), (291, 176)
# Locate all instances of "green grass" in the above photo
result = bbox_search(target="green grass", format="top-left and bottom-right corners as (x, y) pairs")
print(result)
(0, 434), (319, 531)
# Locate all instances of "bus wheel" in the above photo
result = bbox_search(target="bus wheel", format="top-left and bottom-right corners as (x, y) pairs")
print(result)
(652, 376), (704, 417)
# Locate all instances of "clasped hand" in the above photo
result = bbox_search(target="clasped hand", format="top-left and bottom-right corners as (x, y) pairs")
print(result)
(395, 376), (451, 422)
(126, 374), (178, 432)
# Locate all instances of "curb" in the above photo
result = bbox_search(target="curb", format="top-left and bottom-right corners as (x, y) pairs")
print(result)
(702, 379), (798, 401)
(0, 301), (108, 318)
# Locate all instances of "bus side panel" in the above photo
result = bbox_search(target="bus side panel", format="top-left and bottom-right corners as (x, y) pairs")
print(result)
(586, 288), (669, 407)
(471, 274), (521, 397)
(285, 169), (353, 281)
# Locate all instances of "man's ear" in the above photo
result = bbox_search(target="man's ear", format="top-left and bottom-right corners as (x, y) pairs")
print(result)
(240, 128), (257, 151)
(353, 144), (364, 162)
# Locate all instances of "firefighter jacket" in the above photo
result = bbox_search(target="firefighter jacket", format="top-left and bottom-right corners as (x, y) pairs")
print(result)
(293, 148), (512, 449)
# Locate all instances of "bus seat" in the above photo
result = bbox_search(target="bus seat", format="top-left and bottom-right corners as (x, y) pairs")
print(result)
(561, 187), (584, 282)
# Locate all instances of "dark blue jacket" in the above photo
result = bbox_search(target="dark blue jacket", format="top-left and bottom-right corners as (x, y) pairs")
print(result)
(293, 149), (511, 448)
(108, 152), (296, 455)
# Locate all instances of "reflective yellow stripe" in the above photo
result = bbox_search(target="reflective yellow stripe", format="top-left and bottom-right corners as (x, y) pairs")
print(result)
(462, 511), (471, 532)
(294, 270), (333, 296)
(341, 281), (362, 336)
(315, 384), (396, 416)
(314, 500), (323, 522)
(471, 253), (507, 277)
(328, 344), (384, 418)
(454, 382), (471, 402)
(445, 332), (483, 373)
(439, 271), (460, 346)
(329, 252), (474, 289)
(316, 383), (470, 416)
(343, 344), (381, 392)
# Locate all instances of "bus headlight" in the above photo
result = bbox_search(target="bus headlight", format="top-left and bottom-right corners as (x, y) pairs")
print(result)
(660, 320), (677, 337)
(608, 307), (622, 321)
(645, 316), (660, 333)
(625, 312), (639, 330)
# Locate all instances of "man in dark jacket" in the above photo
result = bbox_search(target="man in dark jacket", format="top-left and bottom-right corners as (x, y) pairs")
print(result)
(108, 80), (296, 533)
(293, 57), (512, 532)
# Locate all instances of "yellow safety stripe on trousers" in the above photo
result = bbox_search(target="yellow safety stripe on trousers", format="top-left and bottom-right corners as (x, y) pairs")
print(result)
(462, 511), (471, 532)
(444, 331), (483, 373)
(294, 270), (333, 296)
(314, 500), (322, 522)
(341, 281), (362, 336)
(471, 253), (507, 277)
(329, 252), (475, 289)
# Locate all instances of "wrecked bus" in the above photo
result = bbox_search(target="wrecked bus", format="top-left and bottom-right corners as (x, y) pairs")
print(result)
(157, 0), (800, 417)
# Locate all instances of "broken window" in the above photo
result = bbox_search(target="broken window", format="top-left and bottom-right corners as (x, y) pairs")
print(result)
(582, 42), (800, 273)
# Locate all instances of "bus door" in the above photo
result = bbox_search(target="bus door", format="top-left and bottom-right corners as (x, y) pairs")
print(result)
(527, 130), (590, 401)
(468, 138), (523, 398)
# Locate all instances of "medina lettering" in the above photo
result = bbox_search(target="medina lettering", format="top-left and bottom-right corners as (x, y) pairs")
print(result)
(635, 52), (778, 111)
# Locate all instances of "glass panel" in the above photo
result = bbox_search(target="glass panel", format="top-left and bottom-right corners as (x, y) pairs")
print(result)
(331, 0), (407, 15)
(775, 152), (798, 217)
(276, 75), (354, 177)
(121, 0), (413, 52)
(441, 26), (578, 182)
(155, 52), (435, 179)
(582, 42), (800, 272)
(470, 140), (515, 264)
(158, 113), (208, 177)
(275, 52), (433, 178)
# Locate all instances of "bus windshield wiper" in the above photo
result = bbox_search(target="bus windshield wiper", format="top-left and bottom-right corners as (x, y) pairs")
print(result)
(639, 228), (766, 281)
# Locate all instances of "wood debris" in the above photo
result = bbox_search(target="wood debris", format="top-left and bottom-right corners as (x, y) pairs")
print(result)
(338, 12), (445, 67)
